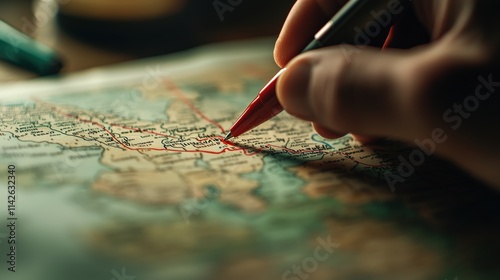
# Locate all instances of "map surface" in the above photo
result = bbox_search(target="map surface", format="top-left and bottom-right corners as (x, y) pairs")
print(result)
(0, 39), (499, 280)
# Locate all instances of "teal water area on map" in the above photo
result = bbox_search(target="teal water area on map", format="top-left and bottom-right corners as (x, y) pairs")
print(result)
(181, 79), (264, 108)
(0, 134), (116, 280)
(45, 87), (171, 121)
(2, 130), (500, 280)
(2, 81), (500, 279)
(0, 133), (108, 187)
(244, 153), (308, 204)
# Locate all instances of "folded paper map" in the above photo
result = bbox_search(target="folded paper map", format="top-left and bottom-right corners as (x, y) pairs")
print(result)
(0, 39), (499, 280)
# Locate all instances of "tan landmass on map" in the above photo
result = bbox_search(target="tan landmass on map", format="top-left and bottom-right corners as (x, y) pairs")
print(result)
(0, 60), (398, 214)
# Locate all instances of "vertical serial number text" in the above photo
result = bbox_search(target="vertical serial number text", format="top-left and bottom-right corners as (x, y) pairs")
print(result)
(6, 165), (17, 272)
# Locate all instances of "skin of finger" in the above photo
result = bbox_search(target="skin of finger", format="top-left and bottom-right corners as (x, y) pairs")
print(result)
(280, 46), (413, 139)
(410, 43), (500, 188)
(274, 1), (500, 188)
(304, 41), (500, 188)
(277, 41), (482, 142)
(274, 0), (348, 68)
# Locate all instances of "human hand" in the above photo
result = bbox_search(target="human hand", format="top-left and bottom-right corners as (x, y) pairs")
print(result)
(274, 0), (500, 188)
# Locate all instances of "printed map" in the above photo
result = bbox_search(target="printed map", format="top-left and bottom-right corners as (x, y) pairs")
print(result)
(0, 40), (499, 280)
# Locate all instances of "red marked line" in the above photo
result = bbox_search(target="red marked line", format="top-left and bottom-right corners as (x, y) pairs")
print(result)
(46, 107), (241, 154)
(163, 79), (227, 134)
(33, 85), (386, 167)
(34, 98), (251, 155)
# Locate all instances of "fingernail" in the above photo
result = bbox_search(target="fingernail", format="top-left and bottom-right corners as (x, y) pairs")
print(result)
(277, 60), (314, 120)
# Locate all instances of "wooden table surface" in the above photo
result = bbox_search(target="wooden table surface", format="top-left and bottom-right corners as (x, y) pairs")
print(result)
(0, 0), (293, 83)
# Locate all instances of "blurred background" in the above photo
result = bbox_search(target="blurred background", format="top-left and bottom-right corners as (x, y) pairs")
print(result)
(0, 0), (293, 82)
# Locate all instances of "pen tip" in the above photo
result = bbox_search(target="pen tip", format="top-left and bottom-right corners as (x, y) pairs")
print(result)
(224, 132), (233, 141)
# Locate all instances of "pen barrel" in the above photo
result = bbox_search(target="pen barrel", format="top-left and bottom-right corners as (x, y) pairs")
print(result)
(257, 87), (283, 118)
(229, 74), (283, 138)
(306, 0), (413, 51)
(228, 0), (415, 138)
(229, 96), (283, 138)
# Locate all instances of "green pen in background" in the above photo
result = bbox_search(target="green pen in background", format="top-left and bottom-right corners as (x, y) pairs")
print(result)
(0, 20), (63, 76)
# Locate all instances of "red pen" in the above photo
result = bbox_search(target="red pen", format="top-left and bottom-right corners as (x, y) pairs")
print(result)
(225, 0), (412, 140)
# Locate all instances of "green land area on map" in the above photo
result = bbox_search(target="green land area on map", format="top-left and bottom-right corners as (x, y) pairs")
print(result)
(0, 40), (499, 280)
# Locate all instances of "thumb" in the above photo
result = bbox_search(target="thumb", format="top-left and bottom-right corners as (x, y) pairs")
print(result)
(276, 44), (454, 141)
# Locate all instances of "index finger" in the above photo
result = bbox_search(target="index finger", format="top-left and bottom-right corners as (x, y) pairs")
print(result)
(274, 0), (349, 68)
